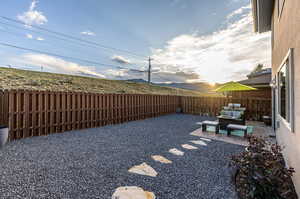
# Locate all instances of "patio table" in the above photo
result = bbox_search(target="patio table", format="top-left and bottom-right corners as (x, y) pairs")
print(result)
(217, 115), (245, 130)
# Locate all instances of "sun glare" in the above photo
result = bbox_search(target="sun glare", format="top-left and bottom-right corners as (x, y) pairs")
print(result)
(208, 82), (216, 87)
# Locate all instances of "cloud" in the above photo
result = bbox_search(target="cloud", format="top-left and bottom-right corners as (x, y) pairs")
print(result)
(150, 4), (271, 83)
(36, 37), (44, 41)
(104, 66), (148, 80)
(26, 34), (33, 39)
(226, 4), (251, 20)
(80, 31), (96, 36)
(105, 69), (131, 79)
(25, 33), (44, 41)
(104, 67), (199, 83)
(152, 71), (201, 83)
(17, 0), (48, 25)
(19, 53), (105, 78)
(111, 55), (131, 64)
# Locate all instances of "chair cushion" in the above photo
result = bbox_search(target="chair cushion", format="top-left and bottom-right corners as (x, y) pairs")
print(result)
(233, 103), (241, 108)
(227, 124), (247, 130)
(232, 111), (241, 119)
(202, 121), (219, 126)
(220, 110), (242, 119)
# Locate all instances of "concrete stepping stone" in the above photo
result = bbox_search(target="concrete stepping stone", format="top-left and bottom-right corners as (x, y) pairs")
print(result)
(190, 140), (207, 146)
(169, 148), (184, 156)
(128, 163), (158, 177)
(151, 155), (172, 164)
(200, 138), (212, 142)
(112, 186), (155, 199)
(181, 144), (198, 150)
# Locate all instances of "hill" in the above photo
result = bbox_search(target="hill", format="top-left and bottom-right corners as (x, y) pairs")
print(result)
(127, 79), (219, 94)
(156, 82), (219, 93)
(0, 67), (208, 96)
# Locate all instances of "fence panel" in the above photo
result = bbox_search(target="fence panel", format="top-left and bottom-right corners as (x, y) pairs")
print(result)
(181, 96), (271, 120)
(3, 91), (181, 140)
(0, 90), (9, 127)
(0, 90), (271, 141)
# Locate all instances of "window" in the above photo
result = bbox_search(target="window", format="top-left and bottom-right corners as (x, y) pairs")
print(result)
(277, 49), (294, 131)
(278, 62), (289, 121)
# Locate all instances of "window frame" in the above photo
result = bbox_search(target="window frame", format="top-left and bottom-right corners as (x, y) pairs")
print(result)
(276, 48), (295, 132)
(278, 62), (289, 121)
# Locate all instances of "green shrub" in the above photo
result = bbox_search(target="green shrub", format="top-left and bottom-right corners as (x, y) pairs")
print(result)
(231, 136), (298, 199)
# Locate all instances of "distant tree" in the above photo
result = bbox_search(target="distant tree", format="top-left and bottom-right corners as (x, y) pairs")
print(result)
(246, 64), (265, 78)
(249, 64), (264, 76)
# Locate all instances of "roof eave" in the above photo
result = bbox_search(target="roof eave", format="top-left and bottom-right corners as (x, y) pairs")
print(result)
(251, 0), (274, 33)
(251, 0), (259, 32)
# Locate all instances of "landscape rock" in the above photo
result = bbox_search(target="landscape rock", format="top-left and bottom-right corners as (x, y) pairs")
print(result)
(128, 163), (158, 177)
(169, 148), (184, 156)
(190, 140), (207, 146)
(151, 155), (172, 164)
(181, 144), (198, 150)
(112, 186), (155, 199)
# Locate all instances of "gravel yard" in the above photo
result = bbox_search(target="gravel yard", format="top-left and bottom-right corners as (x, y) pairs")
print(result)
(0, 114), (244, 199)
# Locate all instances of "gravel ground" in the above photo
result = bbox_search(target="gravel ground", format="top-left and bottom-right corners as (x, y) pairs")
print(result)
(0, 114), (244, 199)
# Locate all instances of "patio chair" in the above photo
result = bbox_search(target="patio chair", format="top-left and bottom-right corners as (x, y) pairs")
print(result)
(202, 121), (219, 134)
(218, 109), (246, 130)
(227, 124), (248, 137)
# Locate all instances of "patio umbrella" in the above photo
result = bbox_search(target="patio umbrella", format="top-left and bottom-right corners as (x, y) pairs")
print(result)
(214, 82), (257, 92)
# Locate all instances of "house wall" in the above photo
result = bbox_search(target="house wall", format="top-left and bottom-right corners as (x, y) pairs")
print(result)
(272, 0), (300, 195)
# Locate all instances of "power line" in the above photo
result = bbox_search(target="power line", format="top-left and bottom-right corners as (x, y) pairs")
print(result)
(0, 26), (146, 72)
(0, 16), (185, 79)
(0, 42), (147, 73)
(0, 16), (159, 79)
(0, 28), (95, 60)
(0, 16), (148, 59)
(0, 20), (104, 51)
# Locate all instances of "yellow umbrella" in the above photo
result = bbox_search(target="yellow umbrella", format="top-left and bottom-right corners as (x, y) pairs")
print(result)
(215, 81), (257, 92)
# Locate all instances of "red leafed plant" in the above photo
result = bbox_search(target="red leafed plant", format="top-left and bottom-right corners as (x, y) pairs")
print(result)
(231, 136), (298, 199)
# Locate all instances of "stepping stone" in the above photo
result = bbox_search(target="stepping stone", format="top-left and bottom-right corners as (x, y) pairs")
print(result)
(190, 140), (207, 146)
(169, 148), (184, 156)
(128, 163), (158, 177)
(181, 144), (198, 150)
(151, 155), (172, 164)
(112, 186), (155, 199)
(200, 138), (212, 142)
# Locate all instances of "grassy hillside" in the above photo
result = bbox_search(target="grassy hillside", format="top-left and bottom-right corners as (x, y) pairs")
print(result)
(0, 67), (208, 96)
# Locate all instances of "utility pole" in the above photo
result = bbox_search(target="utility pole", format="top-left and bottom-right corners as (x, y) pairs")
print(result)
(148, 57), (153, 84)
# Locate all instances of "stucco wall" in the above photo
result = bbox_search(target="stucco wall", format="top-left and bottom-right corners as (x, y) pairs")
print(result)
(272, 0), (300, 195)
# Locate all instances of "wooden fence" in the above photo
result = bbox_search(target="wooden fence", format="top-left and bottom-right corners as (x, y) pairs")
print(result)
(0, 90), (271, 141)
(0, 90), (9, 127)
(181, 96), (271, 121)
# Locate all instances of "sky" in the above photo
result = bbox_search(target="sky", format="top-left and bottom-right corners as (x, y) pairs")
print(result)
(0, 0), (271, 83)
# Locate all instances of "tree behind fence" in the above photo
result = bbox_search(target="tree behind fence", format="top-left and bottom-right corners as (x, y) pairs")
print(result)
(0, 90), (271, 141)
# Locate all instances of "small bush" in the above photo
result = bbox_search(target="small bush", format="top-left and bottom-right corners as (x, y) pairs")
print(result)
(231, 136), (298, 199)
(58, 78), (73, 84)
(25, 80), (41, 86)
